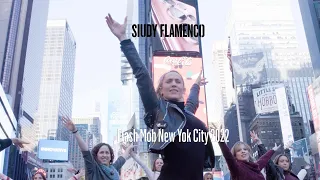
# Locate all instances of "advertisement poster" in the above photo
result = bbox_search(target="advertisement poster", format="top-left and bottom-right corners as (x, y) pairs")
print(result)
(252, 84), (283, 114)
(232, 52), (267, 85)
(151, 0), (201, 52)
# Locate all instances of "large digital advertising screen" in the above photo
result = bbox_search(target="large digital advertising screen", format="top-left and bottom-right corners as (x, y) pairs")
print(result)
(38, 140), (69, 161)
(152, 54), (207, 126)
(151, 0), (201, 52)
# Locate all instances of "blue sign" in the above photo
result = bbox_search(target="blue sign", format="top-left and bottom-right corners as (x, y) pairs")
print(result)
(38, 140), (69, 161)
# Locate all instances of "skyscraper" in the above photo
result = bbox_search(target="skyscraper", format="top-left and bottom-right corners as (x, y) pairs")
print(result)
(0, 0), (50, 178)
(19, 0), (50, 152)
(212, 41), (234, 116)
(228, 0), (314, 136)
(299, 0), (320, 78)
(107, 86), (131, 145)
(35, 20), (76, 142)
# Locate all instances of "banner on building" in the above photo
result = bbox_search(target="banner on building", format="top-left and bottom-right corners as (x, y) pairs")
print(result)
(311, 77), (320, 155)
(152, 55), (208, 126)
(276, 86), (294, 146)
(232, 52), (267, 85)
(151, 0), (201, 52)
(307, 85), (319, 131)
(290, 138), (311, 174)
(252, 84), (283, 114)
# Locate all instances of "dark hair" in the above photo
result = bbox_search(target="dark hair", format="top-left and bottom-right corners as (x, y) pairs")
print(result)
(273, 154), (291, 169)
(91, 143), (114, 164)
(152, 158), (163, 172)
(33, 172), (46, 180)
(155, 70), (185, 98)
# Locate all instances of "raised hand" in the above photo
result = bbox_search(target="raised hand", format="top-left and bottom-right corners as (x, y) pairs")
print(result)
(67, 168), (77, 173)
(250, 131), (262, 144)
(105, 14), (127, 41)
(78, 168), (85, 177)
(195, 70), (208, 86)
(62, 117), (76, 132)
(11, 138), (29, 148)
(272, 143), (281, 151)
(284, 140), (294, 149)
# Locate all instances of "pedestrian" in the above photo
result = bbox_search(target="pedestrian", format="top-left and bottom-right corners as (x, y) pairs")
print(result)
(105, 14), (215, 180)
(251, 131), (308, 180)
(62, 117), (134, 180)
(214, 125), (280, 180)
(32, 172), (46, 180)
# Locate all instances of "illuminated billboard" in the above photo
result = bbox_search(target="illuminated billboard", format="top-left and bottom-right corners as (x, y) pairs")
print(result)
(151, 0), (201, 52)
(152, 54), (207, 126)
(38, 140), (69, 161)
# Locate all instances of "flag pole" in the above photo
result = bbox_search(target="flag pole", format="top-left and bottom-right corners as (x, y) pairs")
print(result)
(233, 76), (243, 142)
(228, 36), (243, 142)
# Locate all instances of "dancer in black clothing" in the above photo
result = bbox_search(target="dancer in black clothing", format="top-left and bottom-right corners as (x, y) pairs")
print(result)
(250, 131), (308, 180)
(0, 138), (29, 152)
(105, 14), (215, 180)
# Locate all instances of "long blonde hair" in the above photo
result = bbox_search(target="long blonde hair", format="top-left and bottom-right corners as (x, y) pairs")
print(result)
(230, 141), (255, 162)
(155, 70), (185, 98)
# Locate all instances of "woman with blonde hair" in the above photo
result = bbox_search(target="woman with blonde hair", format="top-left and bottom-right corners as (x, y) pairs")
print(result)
(106, 13), (215, 180)
(215, 125), (280, 180)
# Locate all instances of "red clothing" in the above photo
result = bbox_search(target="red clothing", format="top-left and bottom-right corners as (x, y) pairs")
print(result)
(219, 142), (275, 180)
(284, 171), (299, 180)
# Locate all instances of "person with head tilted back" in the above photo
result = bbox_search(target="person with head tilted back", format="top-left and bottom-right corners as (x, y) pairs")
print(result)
(105, 13), (215, 180)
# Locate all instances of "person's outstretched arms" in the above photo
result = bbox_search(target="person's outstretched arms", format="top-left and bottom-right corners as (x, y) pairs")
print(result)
(63, 117), (88, 151)
(106, 14), (158, 128)
(130, 152), (155, 180)
(256, 143), (280, 170)
(185, 69), (207, 114)
(251, 131), (278, 177)
(113, 144), (135, 172)
(0, 137), (29, 152)
(69, 169), (85, 180)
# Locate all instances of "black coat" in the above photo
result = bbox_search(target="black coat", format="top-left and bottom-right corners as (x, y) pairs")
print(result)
(257, 144), (299, 180)
(0, 139), (12, 152)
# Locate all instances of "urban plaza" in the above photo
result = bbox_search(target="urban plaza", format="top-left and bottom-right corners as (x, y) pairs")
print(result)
(0, 0), (319, 180)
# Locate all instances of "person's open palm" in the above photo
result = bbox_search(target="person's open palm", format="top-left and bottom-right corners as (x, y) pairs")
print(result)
(272, 143), (281, 151)
(105, 14), (127, 40)
(195, 70), (208, 86)
(62, 117), (76, 132)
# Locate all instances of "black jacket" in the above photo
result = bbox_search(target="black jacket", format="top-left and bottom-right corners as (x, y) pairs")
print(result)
(120, 39), (215, 170)
(257, 144), (299, 180)
(0, 139), (12, 152)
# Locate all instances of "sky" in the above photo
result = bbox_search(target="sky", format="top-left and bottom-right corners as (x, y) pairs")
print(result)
(47, 0), (309, 143)
(48, 0), (231, 119)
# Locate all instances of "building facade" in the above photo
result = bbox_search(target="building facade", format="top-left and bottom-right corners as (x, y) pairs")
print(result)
(228, 0), (314, 137)
(299, 0), (320, 78)
(35, 20), (76, 142)
(43, 162), (74, 180)
(19, 0), (50, 152)
(250, 113), (305, 157)
(212, 41), (234, 116)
